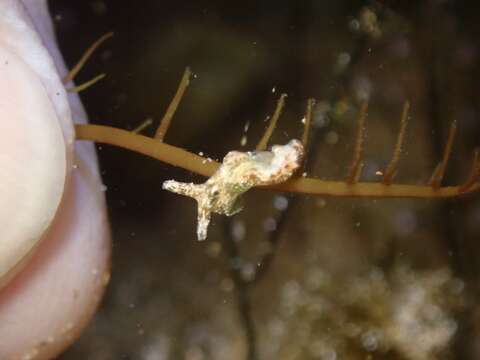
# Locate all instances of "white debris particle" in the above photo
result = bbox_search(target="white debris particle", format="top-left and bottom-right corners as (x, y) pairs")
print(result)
(325, 131), (339, 145)
(312, 101), (331, 128)
(272, 87), (276, 93)
(316, 198), (327, 208)
(268, 318), (286, 337)
(240, 135), (247, 146)
(241, 263), (256, 282)
(220, 277), (234, 292)
(375, 170), (383, 176)
(273, 195), (289, 211)
(301, 116), (306, 124)
(282, 280), (302, 305)
(337, 52), (351, 67)
(353, 75), (373, 102)
(263, 217), (277, 232)
(363, 160), (381, 180)
(449, 278), (465, 295)
(232, 219), (246, 241)
(141, 334), (171, 360)
(309, 342), (337, 360)
(302, 172), (308, 177)
(244, 121), (250, 132)
(361, 330), (381, 352)
(392, 208), (417, 236)
(349, 18), (360, 31)
(198, 151), (204, 156)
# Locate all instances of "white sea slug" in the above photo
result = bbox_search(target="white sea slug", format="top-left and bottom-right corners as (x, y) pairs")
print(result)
(163, 139), (304, 240)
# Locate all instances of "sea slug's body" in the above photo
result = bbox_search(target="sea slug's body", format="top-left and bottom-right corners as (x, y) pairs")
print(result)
(163, 139), (304, 240)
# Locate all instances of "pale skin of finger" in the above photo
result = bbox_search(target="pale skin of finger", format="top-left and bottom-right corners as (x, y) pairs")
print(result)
(0, 1), (111, 359)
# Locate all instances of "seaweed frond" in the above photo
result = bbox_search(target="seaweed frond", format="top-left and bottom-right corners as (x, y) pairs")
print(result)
(71, 62), (479, 199)
(63, 32), (113, 92)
